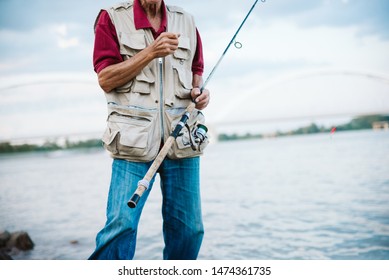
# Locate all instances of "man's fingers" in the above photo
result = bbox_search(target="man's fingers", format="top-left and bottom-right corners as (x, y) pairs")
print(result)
(159, 32), (180, 40)
(194, 89), (210, 110)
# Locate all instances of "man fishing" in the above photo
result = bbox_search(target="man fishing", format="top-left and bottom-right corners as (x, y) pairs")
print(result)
(89, 0), (210, 260)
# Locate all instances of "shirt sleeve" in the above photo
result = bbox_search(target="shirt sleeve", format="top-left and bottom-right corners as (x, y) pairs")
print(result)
(192, 29), (204, 76)
(93, 10), (123, 73)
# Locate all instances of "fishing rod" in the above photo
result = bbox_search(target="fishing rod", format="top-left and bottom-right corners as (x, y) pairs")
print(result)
(127, 0), (266, 208)
(202, 0), (266, 90)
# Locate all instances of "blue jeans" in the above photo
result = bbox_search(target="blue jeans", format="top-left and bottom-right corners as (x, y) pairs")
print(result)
(89, 157), (204, 260)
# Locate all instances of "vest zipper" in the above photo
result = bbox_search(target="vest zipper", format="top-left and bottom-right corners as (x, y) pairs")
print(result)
(159, 57), (165, 143)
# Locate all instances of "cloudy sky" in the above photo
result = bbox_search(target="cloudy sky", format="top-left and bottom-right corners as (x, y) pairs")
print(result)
(1, 0), (389, 140)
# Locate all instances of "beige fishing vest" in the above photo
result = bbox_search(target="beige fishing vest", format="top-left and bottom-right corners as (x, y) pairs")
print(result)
(101, 1), (208, 162)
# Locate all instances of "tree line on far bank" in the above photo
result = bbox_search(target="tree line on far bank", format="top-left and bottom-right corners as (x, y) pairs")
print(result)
(218, 114), (389, 141)
(0, 139), (103, 154)
(0, 114), (388, 153)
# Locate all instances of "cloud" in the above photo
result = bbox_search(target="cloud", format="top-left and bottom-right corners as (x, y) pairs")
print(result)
(0, 0), (116, 31)
(199, 13), (389, 87)
(0, 0), (114, 75)
(0, 72), (105, 140)
(173, 0), (389, 39)
(52, 24), (80, 49)
(1, 0), (388, 76)
(57, 37), (80, 49)
(1, 0), (388, 37)
(0, 22), (93, 74)
(271, 0), (389, 39)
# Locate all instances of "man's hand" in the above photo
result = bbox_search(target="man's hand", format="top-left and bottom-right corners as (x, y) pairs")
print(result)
(98, 32), (179, 92)
(151, 32), (180, 58)
(191, 87), (210, 110)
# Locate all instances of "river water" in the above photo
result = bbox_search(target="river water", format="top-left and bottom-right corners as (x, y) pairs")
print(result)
(1, 130), (388, 260)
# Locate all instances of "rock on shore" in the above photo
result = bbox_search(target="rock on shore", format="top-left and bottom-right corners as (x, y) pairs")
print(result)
(0, 230), (34, 260)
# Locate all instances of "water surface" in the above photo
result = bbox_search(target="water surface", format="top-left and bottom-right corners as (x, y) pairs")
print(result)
(1, 130), (388, 259)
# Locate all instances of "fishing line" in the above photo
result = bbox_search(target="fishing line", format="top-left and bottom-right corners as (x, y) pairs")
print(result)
(202, 0), (266, 90)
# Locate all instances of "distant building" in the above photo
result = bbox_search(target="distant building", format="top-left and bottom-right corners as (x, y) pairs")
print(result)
(372, 121), (389, 131)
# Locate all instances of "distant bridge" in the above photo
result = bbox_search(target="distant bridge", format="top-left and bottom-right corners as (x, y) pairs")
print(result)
(211, 68), (389, 126)
(1, 68), (388, 91)
(0, 74), (97, 91)
(1, 69), (388, 141)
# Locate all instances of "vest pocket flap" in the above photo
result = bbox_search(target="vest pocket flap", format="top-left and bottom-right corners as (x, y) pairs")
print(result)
(102, 127), (118, 145)
(133, 81), (150, 94)
(104, 114), (151, 149)
(120, 32), (146, 51)
(173, 36), (191, 60)
(178, 36), (190, 49)
(137, 67), (155, 83)
(133, 67), (155, 94)
(173, 65), (192, 91)
(115, 80), (133, 93)
(119, 129), (147, 148)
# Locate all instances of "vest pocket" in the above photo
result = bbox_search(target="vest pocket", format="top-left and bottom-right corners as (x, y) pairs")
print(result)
(116, 32), (151, 94)
(174, 36), (191, 60)
(172, 36), (193, 99)
(133, 66), (155, 95)
(102, 110), (159, 161)
(119, 32), (146, 57)
(114, 66), (155, 95)
(172, 65), (192, 99)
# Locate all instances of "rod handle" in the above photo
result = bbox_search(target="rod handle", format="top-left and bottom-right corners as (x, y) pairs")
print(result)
(127, 103), (195, 208)
(127, 194), (140, 209)
(127, 180), (149, 208)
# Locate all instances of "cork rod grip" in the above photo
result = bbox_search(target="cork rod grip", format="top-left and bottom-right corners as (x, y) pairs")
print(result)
(127, 103), (196, 208)
(127, 136), (175, 208)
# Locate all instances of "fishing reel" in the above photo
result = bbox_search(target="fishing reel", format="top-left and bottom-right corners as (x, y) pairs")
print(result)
(185, 123), (208, 151)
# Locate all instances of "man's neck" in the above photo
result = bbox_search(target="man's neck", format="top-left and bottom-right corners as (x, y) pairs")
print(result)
(140, 1), (162, 31)
(140, 0), (162, 18)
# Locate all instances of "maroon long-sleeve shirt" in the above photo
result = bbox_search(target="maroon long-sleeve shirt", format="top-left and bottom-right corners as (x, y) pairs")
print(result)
(93, 0), (204, 75)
